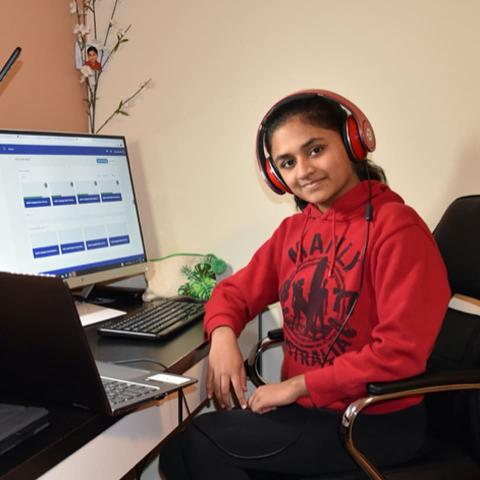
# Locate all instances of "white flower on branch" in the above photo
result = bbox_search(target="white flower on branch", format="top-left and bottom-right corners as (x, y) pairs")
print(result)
(96, 79), (152, 133)
(73, 23), (90, 36)
(69, 1), (77, 14)
(79, 65), (95, 83)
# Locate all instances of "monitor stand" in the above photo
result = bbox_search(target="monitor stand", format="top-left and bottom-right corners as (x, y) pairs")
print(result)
(75, 301), (125, 327)
(74, 284), (118, 305)
(73, 285), (126, 327)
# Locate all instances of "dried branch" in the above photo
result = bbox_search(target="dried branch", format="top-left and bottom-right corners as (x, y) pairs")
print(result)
(96, 79), (152, 134)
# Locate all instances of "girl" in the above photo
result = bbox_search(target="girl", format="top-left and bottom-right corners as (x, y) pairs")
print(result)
(159, 90), (451, 479)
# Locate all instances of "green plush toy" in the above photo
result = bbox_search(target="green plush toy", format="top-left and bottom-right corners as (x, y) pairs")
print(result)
(178, 254), (227, 301)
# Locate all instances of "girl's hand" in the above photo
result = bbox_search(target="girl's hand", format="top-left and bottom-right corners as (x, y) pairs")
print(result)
(247, 375), (307, 414)
(206, 326), (247, 410)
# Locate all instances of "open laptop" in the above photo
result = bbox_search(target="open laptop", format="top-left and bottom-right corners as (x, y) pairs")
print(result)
(0, 272), (197, 416)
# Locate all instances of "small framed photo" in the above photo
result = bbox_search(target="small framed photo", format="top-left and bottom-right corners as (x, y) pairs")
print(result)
(75, 43), (106, 72)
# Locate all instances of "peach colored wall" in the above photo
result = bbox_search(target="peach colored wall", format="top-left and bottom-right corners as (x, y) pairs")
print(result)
(0, 0), (87, 132)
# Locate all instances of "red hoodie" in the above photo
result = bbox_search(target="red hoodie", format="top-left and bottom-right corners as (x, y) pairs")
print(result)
(204, 181), (451, 413)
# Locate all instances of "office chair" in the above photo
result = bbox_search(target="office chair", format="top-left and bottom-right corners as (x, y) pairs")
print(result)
(245, 195), (480, 480)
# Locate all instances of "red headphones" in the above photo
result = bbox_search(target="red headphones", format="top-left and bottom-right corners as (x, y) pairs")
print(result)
(255, 89), (376, 195)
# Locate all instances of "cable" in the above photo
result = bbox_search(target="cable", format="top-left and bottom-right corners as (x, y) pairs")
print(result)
(112, 358), (167, 480)
(180, 390), (311, 461)
(113, 358), (169, 371)
(191, 410), (310, 460)
(148, 252), (207, 262)
(321, 169), (373, 366)
(180, 389), (192, 418)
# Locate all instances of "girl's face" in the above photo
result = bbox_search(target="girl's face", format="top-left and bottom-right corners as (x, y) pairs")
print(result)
(270, 115), (359, 212)
(88, 50), (98, 63)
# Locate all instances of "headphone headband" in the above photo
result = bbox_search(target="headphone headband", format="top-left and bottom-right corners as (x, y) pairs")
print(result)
(256, 89), (376, 195)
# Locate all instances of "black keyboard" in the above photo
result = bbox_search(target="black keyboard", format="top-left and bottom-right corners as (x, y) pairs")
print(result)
(97, 299), (204, 340)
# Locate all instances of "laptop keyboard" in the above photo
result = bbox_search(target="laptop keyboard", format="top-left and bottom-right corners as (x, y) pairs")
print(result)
(101, 377), (160, 407)
(97, 299), (204, 340)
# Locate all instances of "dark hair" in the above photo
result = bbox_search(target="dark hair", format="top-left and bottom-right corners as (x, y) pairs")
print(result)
(264, 95), (387, 210)
(87, 46), (98, 55)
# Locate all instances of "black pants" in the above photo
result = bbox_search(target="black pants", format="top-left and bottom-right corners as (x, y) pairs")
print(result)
(159, 403), (427, 480)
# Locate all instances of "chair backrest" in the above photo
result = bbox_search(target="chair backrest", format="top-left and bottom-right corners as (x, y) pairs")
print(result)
(428, 195), (480, 460)
(433, 195), (480, 298)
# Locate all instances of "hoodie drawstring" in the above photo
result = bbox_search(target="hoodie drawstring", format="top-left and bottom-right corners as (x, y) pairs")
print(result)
(328, 210), (337, 277)
(296, 210), (311, 271)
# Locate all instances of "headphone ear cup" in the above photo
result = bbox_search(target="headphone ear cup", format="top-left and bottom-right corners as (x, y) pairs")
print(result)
(266, 158), (291, 194)
(256, 124), (290, 195)
(344, 115), (368, 161)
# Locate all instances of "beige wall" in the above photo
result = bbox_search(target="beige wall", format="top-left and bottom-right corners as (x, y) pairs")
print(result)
(85, 1), (480, 270)
(0, 0), (86, 132)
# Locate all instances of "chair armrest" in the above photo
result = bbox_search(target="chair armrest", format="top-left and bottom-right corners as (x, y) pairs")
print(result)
(244, 328), (284, 387)
(341, 369), (480, 480)
(266, 328), (284, 341)
(367, 369), (480, 396)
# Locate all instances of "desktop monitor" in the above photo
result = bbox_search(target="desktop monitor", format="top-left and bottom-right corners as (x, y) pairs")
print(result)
(0, 130), (148, 291)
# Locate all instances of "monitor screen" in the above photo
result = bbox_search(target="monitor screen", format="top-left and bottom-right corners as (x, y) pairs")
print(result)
(0, 130), (148, 289)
